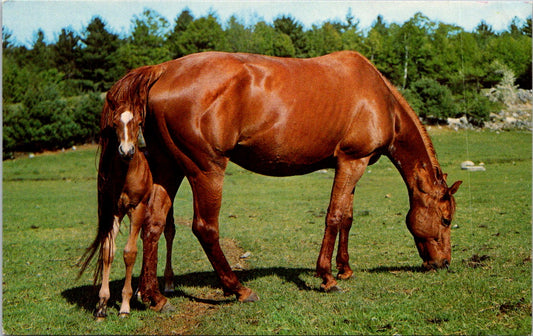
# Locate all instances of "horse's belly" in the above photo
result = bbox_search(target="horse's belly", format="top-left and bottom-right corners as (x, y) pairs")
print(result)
(228, 144), (336, 176)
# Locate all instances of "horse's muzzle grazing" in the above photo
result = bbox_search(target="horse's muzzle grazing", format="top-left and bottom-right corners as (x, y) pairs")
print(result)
(422, 258), (450, 271)
(118, 145), (135, 160)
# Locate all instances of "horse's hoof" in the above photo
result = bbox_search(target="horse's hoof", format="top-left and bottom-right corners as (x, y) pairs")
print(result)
(118, 312), (130, 318)
(337, 270), (353, 280)
(329, 285), (344, 293)
(160, 301), (176, 313)
(238, 288), (260, 303)
(241, 291), (260, 303)
(320, 280), (343, 293)
(150, 298), (175, 313)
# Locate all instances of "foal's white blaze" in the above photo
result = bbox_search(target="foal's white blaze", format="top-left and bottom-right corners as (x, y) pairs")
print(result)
(119, 111), (135, 155)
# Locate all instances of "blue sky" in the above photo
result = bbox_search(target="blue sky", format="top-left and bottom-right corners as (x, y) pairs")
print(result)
(3, 1), (532, 47)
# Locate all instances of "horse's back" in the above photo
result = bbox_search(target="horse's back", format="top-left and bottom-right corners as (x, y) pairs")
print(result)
(149, 52), (396, 175)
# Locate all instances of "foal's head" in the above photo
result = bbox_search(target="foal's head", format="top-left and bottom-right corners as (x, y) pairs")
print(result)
(112, 106), (142, 160)
(407, 167), (462, 270)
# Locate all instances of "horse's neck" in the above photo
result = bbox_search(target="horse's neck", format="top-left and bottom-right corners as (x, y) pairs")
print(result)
(388, 108), (441, 196)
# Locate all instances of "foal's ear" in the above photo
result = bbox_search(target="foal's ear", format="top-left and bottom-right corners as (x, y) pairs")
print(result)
(448, 181), (462, 195)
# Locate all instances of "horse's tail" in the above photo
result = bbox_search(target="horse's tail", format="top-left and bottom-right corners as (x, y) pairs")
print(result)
(101, 63), (167, 130)
(77, 112), (123, 284)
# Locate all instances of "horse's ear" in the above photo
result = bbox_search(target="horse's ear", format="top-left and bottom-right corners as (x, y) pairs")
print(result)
(415, 163), (431, 194)
(448, 181), (462, 195)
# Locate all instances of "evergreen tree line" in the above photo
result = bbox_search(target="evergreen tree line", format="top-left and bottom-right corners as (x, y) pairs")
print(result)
(3, 9), (532, 154)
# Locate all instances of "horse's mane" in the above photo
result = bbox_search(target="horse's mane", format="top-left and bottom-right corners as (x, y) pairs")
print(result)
(101, 64), (167, 130)
(354, 52), (441, 173)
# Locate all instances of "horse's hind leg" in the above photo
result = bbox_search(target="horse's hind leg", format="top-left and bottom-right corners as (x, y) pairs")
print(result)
(189, 167), (258, 302)
(119, 206), (145, 317)
(316, 156), (369, 291)
(163, 207), (176, 294)
(139, 185), (173, 312)
(96, 217), (120, 319)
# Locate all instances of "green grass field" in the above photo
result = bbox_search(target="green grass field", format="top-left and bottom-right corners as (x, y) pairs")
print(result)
(3, 130), (531, 335)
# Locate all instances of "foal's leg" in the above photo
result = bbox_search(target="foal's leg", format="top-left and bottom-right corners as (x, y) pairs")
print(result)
(119, 205), (145, 317)
(190, 168), (258, 302)
(96, 217), (120, 319)
(163, 207), (176, 294)
(316, 157), (369, 291)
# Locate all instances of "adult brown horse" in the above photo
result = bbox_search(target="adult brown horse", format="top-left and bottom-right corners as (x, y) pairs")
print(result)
(103, 51), (461, 306)
(79, 98), (176, 317)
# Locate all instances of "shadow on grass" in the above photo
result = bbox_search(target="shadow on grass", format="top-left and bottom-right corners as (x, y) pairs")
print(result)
(62, 267), (315, 313)
(362, 265), (426, 273)
(61, 278), (149, 314)
(62, 265), (424, 313)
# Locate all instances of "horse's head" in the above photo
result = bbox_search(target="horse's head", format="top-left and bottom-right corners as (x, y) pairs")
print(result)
(407, 167), (462, 270)
(112, 106), (142, 161)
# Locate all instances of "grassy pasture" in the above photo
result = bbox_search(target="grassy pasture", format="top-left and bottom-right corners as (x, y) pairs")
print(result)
(2, 130), (531, 335)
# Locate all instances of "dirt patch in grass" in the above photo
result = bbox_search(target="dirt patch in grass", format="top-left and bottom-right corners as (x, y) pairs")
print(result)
(498, 297), (531, 316)
(137, 237), (249, 335)
(463, 254), (492, 268)
(138, 295), (223, 335)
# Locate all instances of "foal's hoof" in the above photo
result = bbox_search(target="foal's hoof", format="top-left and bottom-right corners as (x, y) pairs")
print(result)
(118, 312), (130, 318)
(237, 288), (260, 303)
(94, 309), (107, 321)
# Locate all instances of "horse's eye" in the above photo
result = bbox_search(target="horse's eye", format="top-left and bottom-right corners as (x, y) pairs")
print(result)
(442, 218), (451, 227)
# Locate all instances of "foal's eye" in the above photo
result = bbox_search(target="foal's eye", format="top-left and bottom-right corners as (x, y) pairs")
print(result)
(441, 218), (451, 227)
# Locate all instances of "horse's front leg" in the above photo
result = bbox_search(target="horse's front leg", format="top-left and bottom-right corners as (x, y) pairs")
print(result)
(316, 156), (368, 291)
(96, 217), (120, 320)
(189, 167), (259, 303)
